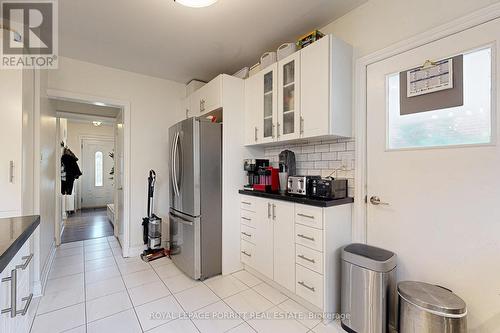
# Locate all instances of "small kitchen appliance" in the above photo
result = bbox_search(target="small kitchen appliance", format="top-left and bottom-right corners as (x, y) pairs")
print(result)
(278, 150), (296, 176)
(141, 170), (167, 262)
(287, 175), (320, 196)
(243, 159), (269, 190)
(253, 166), (280, 193)
(309, 178), (348, 199)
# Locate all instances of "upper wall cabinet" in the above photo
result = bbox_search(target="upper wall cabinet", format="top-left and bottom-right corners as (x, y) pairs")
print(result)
(244, 35), (353, 146)
(185, 75), (223, 118)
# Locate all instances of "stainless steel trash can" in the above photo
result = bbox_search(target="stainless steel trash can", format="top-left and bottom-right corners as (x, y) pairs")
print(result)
(398, 281), (467, 333)
(341, 244), (397, 333)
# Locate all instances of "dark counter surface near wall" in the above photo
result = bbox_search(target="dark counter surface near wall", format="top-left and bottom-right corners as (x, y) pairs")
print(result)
(239, 190), (354, 207)
(0, 215), (40, 273)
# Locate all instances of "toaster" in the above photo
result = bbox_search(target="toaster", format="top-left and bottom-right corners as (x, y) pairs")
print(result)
(287, 176), (320, 196)
(309, 178), (348, 199)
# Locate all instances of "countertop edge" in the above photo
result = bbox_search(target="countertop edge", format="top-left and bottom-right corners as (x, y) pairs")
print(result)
(238, 190), (354, 207)
(0, 215), (40, 273)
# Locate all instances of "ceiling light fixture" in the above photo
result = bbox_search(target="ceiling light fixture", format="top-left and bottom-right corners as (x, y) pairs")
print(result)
(93, 121), (102, 127)
(94, 102), (106, 107)
(174, 0), (218, 8)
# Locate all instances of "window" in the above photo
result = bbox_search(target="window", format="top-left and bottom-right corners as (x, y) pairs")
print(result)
(95, 151), (103, 187)
(387, 47), (492, 150)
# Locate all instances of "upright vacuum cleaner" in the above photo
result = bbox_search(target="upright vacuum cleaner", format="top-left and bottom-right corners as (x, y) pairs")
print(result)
(141, 170), (168, 262)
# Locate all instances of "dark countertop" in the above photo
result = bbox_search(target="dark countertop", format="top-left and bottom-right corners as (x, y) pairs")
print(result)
(239, 190), (354, 207)
(0, 215), (40, 273)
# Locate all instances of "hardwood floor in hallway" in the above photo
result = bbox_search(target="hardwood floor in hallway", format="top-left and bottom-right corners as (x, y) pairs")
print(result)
(61, 208), (114, 243)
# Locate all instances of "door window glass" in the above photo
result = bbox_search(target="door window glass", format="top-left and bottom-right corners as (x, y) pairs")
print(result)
(387, 47), (492, 149)
(95, 151), (103, 187)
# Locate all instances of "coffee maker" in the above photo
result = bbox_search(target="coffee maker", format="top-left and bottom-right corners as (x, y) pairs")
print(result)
(243, 159), (269, 190)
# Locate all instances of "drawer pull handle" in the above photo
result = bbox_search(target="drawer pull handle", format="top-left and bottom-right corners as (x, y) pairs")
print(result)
(297, 213), (315, 219)
(241, 217), (251, 221)
(241, 232), (252, 237)
(297, 234), (315, 242)
(18, 294), (33, 316)
(241, 251), (252, 257)
(1, 269), (17, 317)
(298, 254), (315, 264)
(16, 254), (34, 270)
(242, 201), (251, 205)
(298, 281), (315, 292)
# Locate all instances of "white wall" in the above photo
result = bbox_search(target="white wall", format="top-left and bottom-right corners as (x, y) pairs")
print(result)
(37, 70), (57, 273)
(48, 57), (186, 251)
(321, 0), (500, 58)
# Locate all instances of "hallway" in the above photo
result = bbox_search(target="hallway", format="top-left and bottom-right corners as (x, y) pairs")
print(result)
(62, 208), (114, 243)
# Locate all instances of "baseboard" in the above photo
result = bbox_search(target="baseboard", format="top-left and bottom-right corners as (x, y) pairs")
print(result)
(33, 241), (56, 297)
(125, 245), (145, 258)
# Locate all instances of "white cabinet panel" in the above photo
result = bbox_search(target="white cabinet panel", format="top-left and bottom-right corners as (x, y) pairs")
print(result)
(240, 224), (255, 244)
(261, 64), (278, 144)
(300, 36), (330, 138)
(295, 244), (323, 274)
(253, 198), (273, 279)
(244, 73), (261, 145)
(295, 264), (324, 309)
(272, 200), (295, 292)
(0, 70), (23, 215)
(295, 204), (324, 230)
(277, 52), (301, 141)
(295, 224), (323, 252)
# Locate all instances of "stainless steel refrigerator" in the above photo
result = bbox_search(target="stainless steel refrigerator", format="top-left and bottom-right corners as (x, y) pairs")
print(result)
(168, 117), (222, 280)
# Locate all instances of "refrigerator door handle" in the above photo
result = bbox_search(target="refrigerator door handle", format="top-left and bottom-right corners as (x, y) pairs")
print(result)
(170, 133), (177, 196)
(169, 212), (194, 226)
(172, 132), (181, 196)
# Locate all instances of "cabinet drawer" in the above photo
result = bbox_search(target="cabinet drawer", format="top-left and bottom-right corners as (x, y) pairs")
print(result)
(240, 196), (258, 212)
(240, 240), (255, 267)
(295, 244), (323, 274)
(240, 210), (256, 228)
(296, 264), (324, 309)
(240, 224), (256, 244)
(295, 204), (323, 229)
(295, 224), (323, 252)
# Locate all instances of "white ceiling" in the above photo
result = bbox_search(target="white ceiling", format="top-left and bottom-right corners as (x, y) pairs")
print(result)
(59, 0), (366, 83)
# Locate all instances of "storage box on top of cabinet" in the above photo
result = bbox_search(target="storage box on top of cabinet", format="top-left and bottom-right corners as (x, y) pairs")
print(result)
(244, 35), (353, 145)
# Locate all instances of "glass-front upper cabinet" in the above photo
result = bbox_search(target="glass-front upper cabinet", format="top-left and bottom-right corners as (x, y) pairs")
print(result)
(278, 52), (301, 140)
(261, 63), (278, 143)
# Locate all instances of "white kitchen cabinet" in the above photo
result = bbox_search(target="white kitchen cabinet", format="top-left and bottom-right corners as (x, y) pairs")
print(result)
(0, 229), (35, 333)
(243, 35), (352, 145)
(0, 70), (23, 217)
(277, 52), (301, 141)
(244, 72), (261, 145)
(182, 95), (191, 119)
(240, 194), (352, 315)
(261, 64), (278, 144)
(300, 35), (352, 139)
(189, 75), (222, 117)
(272, 200), (295, 292)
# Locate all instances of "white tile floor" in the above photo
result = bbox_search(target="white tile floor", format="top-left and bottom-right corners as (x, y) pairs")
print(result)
(30, 236), (345, 333)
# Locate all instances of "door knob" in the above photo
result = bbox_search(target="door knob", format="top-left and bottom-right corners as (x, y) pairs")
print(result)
(370, 196), (389, 206)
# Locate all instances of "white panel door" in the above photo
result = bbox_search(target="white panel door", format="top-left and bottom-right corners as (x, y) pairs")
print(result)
(366, 19), (500, 330)
(244, 73), (261, 145)
(272, 200), (295, 292)
(82, 139), (114, 208)
(253, 198), (274, 280)
(300, 36), (330, 138)
(0, 70), (22, 217)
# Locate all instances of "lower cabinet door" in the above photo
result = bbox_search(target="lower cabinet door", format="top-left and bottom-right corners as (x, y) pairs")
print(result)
(296, 264), (324, 309)
(273, 200), (295, 292)
(253, 199), (274, 280)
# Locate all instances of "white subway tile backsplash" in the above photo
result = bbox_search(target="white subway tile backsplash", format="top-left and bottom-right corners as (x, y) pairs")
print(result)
(264, 138), (356, 196)
(330, 142), (346, 152)
(308, 153), (321, 161)
(314, 144), (330, 153)
(321, 152), (337, 160)
(314, 161), (330, 169)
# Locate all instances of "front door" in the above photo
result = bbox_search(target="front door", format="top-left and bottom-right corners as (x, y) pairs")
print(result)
(82, 139), (114, 208)
(366, 19), (499, 330)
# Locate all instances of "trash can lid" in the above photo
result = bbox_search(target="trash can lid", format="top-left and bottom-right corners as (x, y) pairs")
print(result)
(341, 243), (396, 272)
(398, 281), (467, 316)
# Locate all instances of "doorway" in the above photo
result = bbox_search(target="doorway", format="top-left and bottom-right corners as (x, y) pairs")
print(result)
(364, 18), (499, 330)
